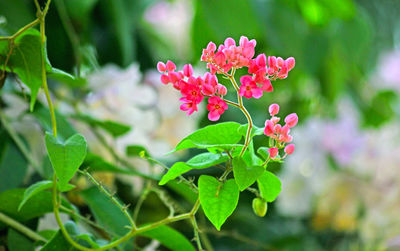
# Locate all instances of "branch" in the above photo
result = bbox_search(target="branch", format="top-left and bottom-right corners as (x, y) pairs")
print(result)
(0, 212), (47, 243)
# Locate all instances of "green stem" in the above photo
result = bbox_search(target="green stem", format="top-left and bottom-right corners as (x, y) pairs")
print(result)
(0, 18), (40, 41)
(190, 216), (203, 251)
(228, 73), (253, 157)
(0, 212), (47, 242)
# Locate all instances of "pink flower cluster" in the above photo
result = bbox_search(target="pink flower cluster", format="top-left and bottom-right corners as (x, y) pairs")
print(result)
(264, 104), (297, 158)
(157, 61), (228, 121)
(157, 36), (296, 122)
(201, 36), (295, 99)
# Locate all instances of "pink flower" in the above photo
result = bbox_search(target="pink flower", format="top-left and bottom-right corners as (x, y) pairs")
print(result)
(160, 74), (170, 84)
(269, 104), (280, 116)
(207, 96), (228, 121)
(268, 148), (279, 158)
(180, 82), (204, 104)
(179, 98), (198, 116)
(284, 144), (295, 155)
(239, 75), (263, 99)
(284, 113), (298, 128)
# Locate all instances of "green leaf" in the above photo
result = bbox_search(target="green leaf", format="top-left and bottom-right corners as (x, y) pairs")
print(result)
(72, 114), (131, 137)
(0, 189), (70, 229)
(80, 187), (130, 237)
(165, 180), (197, 204)
(18, 181), (74, 211)
(172, 122), (242, 153)
(232, 157), (264, 191)
(257, 171), (282, 202)
(0, 143), (27, 192)
(126, 145), (150, 158)
(47, 68), (87, 87)
(0, 29), (43, 110)
(84, 153), (158, 180)
(7, 228), (34, 251)
(45, 133), (87, 191)
(198, 175), (239, 230)
(40, 230), (77, 251)
(139, 225), (195, 251)
(237, 124), (264, 138)
(159, 152), (229, 185)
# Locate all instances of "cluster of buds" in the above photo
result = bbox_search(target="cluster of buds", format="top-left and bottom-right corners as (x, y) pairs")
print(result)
(264, 104), (297, 158)
(157, 61), (228, 121)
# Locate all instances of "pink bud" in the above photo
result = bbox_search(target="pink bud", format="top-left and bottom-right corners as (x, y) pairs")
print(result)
(224, 37), (236, 47)
(157, 62), (166, 72)
(285, 57), (295, 71)
(281, 125), (290, 135)
(168, 71), (180, 84)
(271, 116), (280, 124)
(284, 144), (295, 155)
(216, 84), (227, 96)
(264, 120), (274, 136)
(239, 36), (249, 47)
(166, 60), (176, 71)
(268, 103), (279, 116)
(256, 54), (267, 67)
(183, 64), (193, 77)
(160, 74), (170, 84)
(268, 148), (279, 158)
(277, 57), (284, 68)
(207, 42), (216, 52)
(284, 113), (298, 128)
(202, 83), (216, 96)
(268, 56), (277, 69)
(273, 124), (282, 134)
(214, 51), (226, 66)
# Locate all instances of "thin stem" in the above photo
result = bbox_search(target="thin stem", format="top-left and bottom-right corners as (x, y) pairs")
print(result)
(132, 183), (151, 222)
(80, 170), (137, 229)
(0, 18), (40, 41)
(227, 74), (253, 157)
(0, 212), (47, 242)
(190, 216), (203, 251)
(223, 99), (240, 108)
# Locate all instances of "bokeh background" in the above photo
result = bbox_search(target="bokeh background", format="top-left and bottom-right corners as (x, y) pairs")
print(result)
(1, 0), (400, 250)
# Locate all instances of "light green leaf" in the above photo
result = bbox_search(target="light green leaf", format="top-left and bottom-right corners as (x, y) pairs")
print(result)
(172, 122), (242, 153)
(237, 123), (264, 138)
(18, 181), (74, 211)
(159, 152), (228, 185)
(45, 133), (87, 191)
(232, 157), (264, 191)
(198, 175), (239, 230)
(139, 225), (195, 251)
(257, 171), (282, 202)
(0, 29), (43, 110)
(39, 230), (76, 251)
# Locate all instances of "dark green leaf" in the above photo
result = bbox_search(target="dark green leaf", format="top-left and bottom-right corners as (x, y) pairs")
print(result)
(72, 114), (131, 137)
(7, 228), (34, 251)
(126, 145), (150, 158)
(0, 29), (42, 110)
(139, 225), (195, 251)
(40, 230), (77, 251)
(0, 143), (27, 192)
(198, 175), (239, 230)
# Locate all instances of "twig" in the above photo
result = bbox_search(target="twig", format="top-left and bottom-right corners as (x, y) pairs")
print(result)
(0, 212), (47, 242)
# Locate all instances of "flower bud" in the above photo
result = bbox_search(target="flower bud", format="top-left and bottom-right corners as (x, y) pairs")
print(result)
(166, 60), (176, 71)
(268, 103), (279, 116)
(284, 113), (298, 128)
(160, 75), (170, 84)
(284, 144), (295, 155)
(216, 84), (227, 96)
(183, 64), (193, 77)
(157, 62), (166, 72)
(252, 198), (268, 217)
(285, 57), (295, 71)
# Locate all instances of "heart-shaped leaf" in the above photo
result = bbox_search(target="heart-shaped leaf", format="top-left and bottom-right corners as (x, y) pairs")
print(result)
(232, 157), (264, 191)
(198, 175), (239, 230)
(45, 133), (87, 191)
(257, 171), (281, 202)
